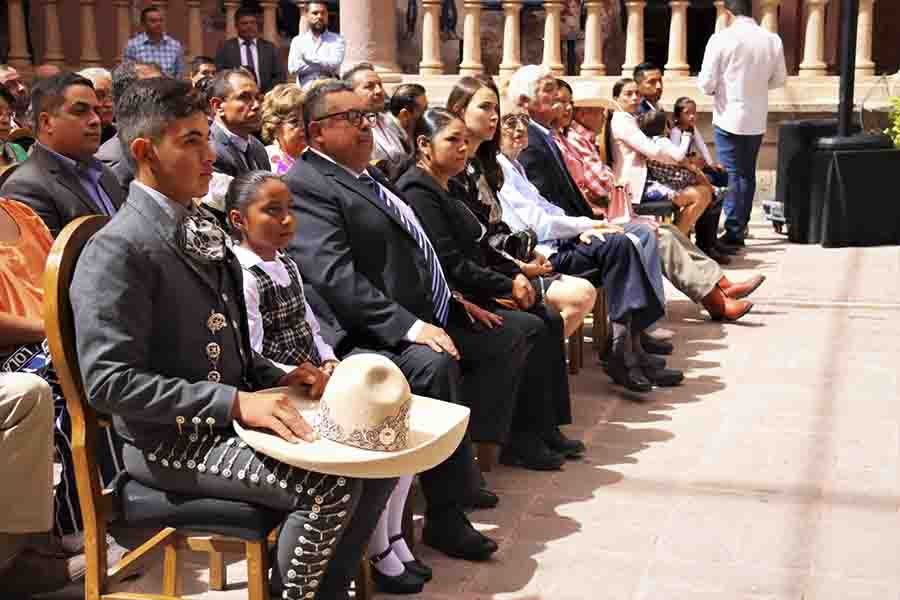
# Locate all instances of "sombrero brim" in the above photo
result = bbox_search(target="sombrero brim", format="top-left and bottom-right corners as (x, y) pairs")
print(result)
(233, 387), (470, 478)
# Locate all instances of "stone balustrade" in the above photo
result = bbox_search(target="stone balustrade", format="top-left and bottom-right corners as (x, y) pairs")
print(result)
(1, 0), (881, 83)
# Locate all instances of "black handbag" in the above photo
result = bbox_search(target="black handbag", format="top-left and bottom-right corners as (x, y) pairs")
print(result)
(499, 228), (538, 262)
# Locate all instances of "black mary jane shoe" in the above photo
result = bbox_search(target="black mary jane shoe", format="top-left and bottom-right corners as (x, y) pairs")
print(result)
(369, 547), (425, 594)
(389, 534), (433, 582)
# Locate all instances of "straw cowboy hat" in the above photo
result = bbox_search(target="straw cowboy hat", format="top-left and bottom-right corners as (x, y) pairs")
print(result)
(234, 354), (470, 478)
(571, 82), (619, 110)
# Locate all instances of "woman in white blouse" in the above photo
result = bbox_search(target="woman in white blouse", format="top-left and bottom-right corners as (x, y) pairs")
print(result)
(609, 78), (712, 236)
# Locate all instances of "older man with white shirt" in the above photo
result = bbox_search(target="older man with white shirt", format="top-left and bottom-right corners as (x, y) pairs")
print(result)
(698, 0), (787, 247)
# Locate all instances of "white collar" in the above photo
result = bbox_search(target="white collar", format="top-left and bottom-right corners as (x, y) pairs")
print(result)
(308, 146), (366, 178)
(134, 180), (192, 223)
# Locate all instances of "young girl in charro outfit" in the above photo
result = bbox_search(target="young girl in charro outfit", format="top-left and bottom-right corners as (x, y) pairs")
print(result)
(225, 171), (431, 595)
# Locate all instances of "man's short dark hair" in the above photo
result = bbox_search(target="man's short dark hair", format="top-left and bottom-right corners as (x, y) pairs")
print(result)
(724, 0), (752, 16)
(234, 6), (260, 23)
(633, 62), (662, 83)
(637, 109), (669, 138)
(116, 77), (206, 169)
(140, 7), (161, 24)
(111, 61), (162, 112)
(30, 72), (94, 133)
(388, 84), (426, 117)
(191, 56), (216, 76)
(341, 63), (376, 86)
(208, 68), (256, 101)
(307, 1), (330, 11)
(303, 79), (355, 135)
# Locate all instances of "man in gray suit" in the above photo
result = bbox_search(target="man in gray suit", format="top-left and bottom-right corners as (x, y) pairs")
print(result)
(1, 72), (124, 237)
(70, 77), (395, 599)
(208, 68), (271, 178)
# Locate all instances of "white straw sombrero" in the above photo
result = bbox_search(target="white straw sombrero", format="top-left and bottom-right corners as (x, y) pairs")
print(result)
(234, 354), (470, 478)
(572, 82), (619, 110)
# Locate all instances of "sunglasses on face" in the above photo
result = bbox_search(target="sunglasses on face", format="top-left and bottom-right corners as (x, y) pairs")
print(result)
(501, 114), (530, 131)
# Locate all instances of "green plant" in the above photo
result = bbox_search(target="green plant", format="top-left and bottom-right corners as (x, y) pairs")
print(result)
(884, 96), (900, 148)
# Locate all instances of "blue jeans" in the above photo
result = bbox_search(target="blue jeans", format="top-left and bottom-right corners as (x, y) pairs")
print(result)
(713, 126), (763, 240)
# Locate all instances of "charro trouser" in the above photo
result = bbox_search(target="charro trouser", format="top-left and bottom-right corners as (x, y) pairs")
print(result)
(124, 439), (396, 599)
(656, 224), (723, 303)
(714, 126), (764, 241)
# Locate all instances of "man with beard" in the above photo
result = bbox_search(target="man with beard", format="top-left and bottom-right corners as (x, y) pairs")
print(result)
(0, 65), (30, 130)
(288, 2), (345, 89)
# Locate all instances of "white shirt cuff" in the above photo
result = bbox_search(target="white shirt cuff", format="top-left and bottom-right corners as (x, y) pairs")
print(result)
(405, 320), (425, 343)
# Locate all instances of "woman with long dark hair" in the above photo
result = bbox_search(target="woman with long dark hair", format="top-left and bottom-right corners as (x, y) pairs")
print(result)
(396, 101), (583, 471)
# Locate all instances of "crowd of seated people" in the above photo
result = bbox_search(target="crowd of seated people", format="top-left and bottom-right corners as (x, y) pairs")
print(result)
(0, 49), (770, 597)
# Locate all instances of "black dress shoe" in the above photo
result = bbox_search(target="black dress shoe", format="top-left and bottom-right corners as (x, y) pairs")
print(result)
(389, 534), (433, 582)
(640, 332), (673, 356)
(715, 242), (739, 255)
(718, 234), (745, 248)
(642, 365), (684, 387)
(704, 246), (732, 265)
(543, 427), (586, 458)
(423, 506), (499, 561)
(500, 433), (565, 470)
(636, 351), (666, 371)
(605, 354), (652, 392)
(369, 547), (425, 594)
(466, 488), (499, 510)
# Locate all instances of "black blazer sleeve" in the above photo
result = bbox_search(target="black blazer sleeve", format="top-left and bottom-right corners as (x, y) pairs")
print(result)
(518, 133), (555, 207)
(263, 40), (283, 89)
(400, 179), (514, 299)
(285, 166), (419, 348)
(214, 40), (234, 70)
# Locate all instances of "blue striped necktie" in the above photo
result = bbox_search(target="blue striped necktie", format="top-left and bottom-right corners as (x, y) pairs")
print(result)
(359, 173), (451, 326)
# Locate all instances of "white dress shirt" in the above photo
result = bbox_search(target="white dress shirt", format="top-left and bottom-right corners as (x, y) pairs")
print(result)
(238, 37), (260, 80)
(698, 15), (788, 136)
(497, 154), (597, 258)
(288, 30), (345, 87)
(232, 245), (337, 373)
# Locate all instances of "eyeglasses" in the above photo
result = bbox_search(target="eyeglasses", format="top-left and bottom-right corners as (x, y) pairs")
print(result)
(312, 109), (377, 128)
(501, 114), (530, 131)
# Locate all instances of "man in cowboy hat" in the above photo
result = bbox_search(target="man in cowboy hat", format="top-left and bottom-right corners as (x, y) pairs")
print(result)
(70, 76), (397, 599)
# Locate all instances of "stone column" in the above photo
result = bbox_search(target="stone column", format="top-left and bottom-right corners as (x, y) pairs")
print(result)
(224, 0), (240, 39)
(855, 0), (876, 76)
(459, 1), (485, 75)
(498, 1), (523, 77)
(340, 0), (401, 76)
(6, 0), (32, 73)
(420, 0), (444, 75)
(622, 0), (646, 73)
(260, 0), (279, 47)
(79, 0), (103, 67)
(42, 0), (66, 68)
(296, 1), (309, 35)
(113, 0), (133, 61)
(581, 0), (606, 76)
(542, 1), (565, 75)
(664, 1), (690, 76)
(186, 0), (203, 63)
(798, 0), (829, 77)
(714, 0), (727, 33)
(759, 0), (781, 33)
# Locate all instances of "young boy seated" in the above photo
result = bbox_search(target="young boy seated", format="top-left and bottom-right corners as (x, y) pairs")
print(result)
(69, 77), (396, 599)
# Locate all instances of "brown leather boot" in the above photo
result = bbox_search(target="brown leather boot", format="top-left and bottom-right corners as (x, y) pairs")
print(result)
(718, 274), (766, 299)
(702, 285), (754, 321)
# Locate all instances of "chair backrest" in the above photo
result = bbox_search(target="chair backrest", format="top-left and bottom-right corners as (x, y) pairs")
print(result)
(42, 215), (112, 595)
(596, 113), (609, 165)
(0, 161), (21, 186)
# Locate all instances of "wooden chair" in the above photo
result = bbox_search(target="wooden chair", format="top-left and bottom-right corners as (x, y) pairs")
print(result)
(43, 216), (371, 600)
(0, 161), (21, 187)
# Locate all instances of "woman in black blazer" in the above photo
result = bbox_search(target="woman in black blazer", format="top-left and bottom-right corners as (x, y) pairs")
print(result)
(396, 107), (582, 472)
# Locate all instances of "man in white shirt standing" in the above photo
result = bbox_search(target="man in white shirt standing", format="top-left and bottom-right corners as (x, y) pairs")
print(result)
(698, 0), (787, 247)
(288, 2), (345, 89)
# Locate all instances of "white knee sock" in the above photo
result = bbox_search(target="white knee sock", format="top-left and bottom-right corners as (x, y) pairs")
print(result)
(387, 475), (415, 563)
(367, 502), (404, 576)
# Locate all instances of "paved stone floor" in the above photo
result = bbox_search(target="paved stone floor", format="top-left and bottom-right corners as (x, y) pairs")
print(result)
(43, 215), (900, 599)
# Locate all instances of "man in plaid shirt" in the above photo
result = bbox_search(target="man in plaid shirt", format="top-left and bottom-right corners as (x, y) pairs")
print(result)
(123, 7), (185, 79)
(552, 80), (615, 214)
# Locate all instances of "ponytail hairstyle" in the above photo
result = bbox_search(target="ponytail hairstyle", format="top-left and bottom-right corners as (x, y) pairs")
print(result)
(446, 74), (504, 192)
(413, 107), (462, 160)
(225, 170), (284, 240)
(606, 77), (639, 166)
